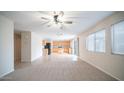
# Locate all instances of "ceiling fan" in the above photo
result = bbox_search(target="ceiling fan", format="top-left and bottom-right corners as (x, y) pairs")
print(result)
(39, 11), (76, 29)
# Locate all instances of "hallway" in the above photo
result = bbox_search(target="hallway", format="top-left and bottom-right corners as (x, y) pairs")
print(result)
(0, 53), (117, 81)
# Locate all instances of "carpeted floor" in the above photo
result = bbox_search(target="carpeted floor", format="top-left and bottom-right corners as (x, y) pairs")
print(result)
(0, 53), (117, 81)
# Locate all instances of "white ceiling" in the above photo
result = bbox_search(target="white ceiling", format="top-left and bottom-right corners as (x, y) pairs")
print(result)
(0, 11), (114, 40)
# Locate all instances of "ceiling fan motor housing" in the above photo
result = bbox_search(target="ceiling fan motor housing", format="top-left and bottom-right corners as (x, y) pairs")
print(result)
(54, 15), (59, 24)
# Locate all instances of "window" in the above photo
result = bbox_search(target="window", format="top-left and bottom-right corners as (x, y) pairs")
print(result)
(112, 21), (124, 55)
(95, 30), (105, 52)
(86, 30), (105, 52)
(87, 34), (95, 51)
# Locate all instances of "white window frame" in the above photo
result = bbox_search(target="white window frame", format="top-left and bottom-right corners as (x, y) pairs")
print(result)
(86, 34), (95, 52)
(111, 20), (124, 55)
(86, 29), (105, 53)
(95, 30), (105, 53)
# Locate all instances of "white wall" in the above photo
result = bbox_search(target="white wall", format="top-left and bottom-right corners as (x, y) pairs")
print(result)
(31, 32), (42, 61)
(21, 31), (42, 62)
(78, 12), (124, 80)
(0, 15), (14, 77)
(21, 31), (31, 62)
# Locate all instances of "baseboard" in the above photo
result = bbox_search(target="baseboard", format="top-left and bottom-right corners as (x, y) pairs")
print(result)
(79, 57), (121, 81)
(0, 68), (14, 78)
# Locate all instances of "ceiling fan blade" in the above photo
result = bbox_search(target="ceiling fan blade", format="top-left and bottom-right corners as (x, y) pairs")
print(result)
(47, 22), (53, 27)
(64, 21), (73, 24)
(41, 17), (50, 20)
(59, 11), (64, 17)
(41, 21), (50, 25)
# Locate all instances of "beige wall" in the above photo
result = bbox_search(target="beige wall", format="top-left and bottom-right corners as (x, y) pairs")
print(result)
(78, 12), (124, 80)
(0, 15), (14, 77)
(14, 32), (21, 63)
(21, 31), (31, 62)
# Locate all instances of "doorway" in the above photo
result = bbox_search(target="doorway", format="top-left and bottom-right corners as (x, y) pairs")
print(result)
(14, 32), (21, 66)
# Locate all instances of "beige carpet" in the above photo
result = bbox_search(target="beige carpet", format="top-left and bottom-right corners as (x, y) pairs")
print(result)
(0, 53), (117, 81)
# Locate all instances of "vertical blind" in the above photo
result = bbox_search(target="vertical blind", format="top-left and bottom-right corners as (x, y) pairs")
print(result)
(86, 30), (105, 52)
(112, 21), (124, 54)
(95, 30), (105, 52)
(87, 34), (95, 51)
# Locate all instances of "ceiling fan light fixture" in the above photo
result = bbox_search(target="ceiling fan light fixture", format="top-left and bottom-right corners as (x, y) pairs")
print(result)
(40, 11), (74, 29)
